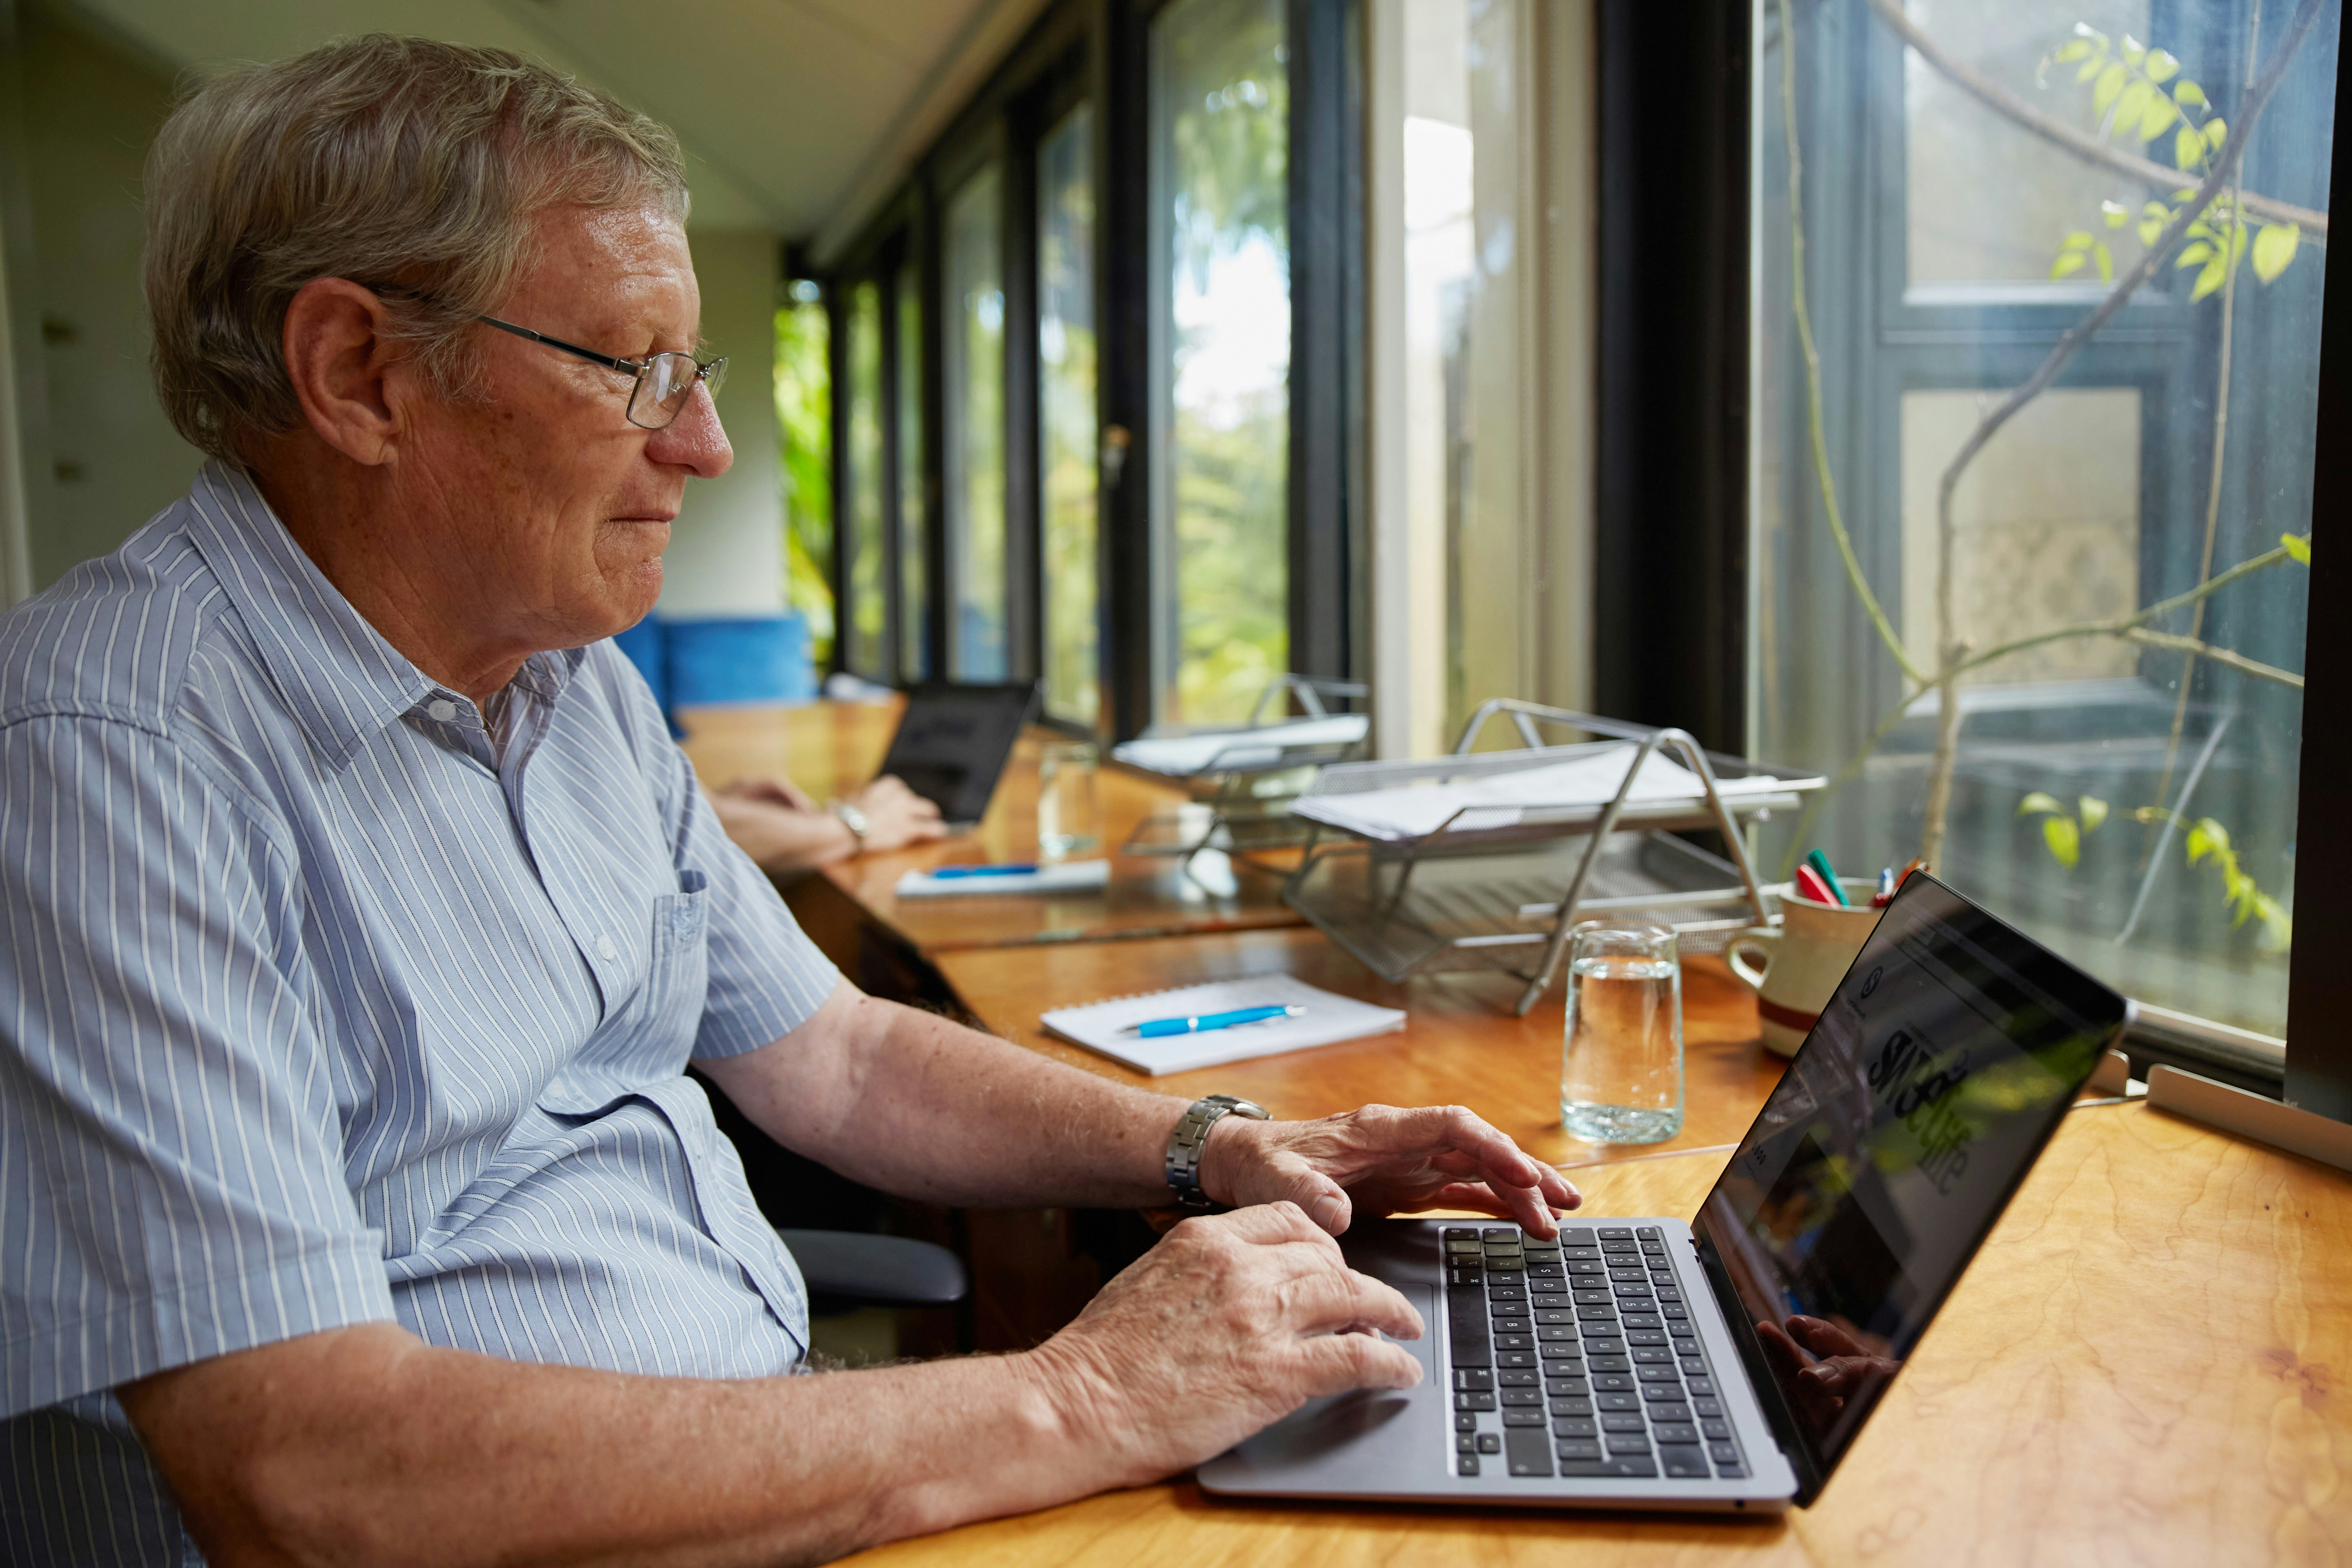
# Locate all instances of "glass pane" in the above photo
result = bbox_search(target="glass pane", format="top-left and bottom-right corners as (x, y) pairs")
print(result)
(844, 279), (886, 679)
(1756, 0), (2328, 1037)
(896, 266), (929, 681)
(1402, 0), (1527, 750)
(944, 163), (1007, 682)
(1151, 0), (1290, 726)
(775, 279), (833, 669)
(1040, 103), (1100, 727)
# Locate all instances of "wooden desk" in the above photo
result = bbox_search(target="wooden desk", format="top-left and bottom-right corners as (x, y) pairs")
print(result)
(677, 702), (1301, 951)
(847, 1106), (2352, 1566)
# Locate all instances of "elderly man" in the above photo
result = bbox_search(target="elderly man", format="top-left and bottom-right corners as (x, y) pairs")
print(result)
(0, 36), (1578, 1567)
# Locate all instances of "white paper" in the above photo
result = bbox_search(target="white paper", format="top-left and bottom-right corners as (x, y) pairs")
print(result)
(1040, 974), (1407, 1075)
(893, 859), (1112, 899)
(1111, 715), (1368, 777)
(1292, 745), (1799, 843)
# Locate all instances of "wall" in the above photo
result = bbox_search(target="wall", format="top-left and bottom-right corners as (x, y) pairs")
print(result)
(17, 5), (200, 589)
(653, 227), (785, 619)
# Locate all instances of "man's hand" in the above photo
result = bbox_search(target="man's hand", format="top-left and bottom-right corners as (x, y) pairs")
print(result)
(1032, 1201), (1425, 1486)
(844, 774), (946, 852)
(1194, 1104), (1581, 1238)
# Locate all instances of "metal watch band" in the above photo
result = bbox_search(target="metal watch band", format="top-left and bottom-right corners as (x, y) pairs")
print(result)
(1164, 1094), (1270, 1210)
(827, 798), (870, 849)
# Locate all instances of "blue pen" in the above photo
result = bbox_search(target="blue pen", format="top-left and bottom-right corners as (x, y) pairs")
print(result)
(1124, 1004), (1304, 1039)
(929, 863), (1040, 880)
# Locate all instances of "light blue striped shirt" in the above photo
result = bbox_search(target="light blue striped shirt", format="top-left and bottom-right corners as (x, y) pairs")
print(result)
(0, 462), (843, 1564)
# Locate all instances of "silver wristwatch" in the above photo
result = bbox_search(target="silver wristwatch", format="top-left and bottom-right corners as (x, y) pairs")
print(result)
(1165, 1094), (1270, 1210)
(827, 798), (870, 850)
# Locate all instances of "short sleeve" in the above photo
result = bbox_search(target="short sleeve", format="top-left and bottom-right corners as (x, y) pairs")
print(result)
(0, 717), (396, 1419)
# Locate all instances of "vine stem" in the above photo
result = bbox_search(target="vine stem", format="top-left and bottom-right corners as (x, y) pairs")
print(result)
(1778, 0), (1927, 688)
(1913, 0), (2324, 867)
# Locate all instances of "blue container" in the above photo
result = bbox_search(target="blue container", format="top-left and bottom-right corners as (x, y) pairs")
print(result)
(664, 613), (815, 706)
(610, 615), (668, 709)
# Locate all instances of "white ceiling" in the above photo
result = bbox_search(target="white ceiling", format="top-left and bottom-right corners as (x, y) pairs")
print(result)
(69, 0), (1047, 241)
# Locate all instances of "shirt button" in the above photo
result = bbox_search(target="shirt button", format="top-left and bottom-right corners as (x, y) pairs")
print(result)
(427, 699), (457, 722)
(595, 935), (619, 962)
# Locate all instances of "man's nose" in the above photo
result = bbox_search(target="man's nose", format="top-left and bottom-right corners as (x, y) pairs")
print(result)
(647, 382), (733, 479)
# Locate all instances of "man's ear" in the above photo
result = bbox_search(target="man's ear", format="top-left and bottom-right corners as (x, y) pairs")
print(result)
(279, 278), (410, 466)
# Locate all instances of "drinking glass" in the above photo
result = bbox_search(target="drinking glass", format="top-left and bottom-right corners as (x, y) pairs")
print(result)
(1560, 923), (1684, 1144)
(1036, 740), (1101, 862)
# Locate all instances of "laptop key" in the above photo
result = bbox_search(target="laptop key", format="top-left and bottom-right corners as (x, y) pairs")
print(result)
(1701, 1419), (1732, 1440)
(1497, 1352), (1538, 1370)
(1548, 1396), (1594, 1417)
(1536, 1326), (1579, 1343)
(1576, 1305), (1619, 1322)
(1557, 1459), (1657, 1479)
(1455, 1392), (1496, 1411)
(1456, 1414), (1477, 1432)
(1533, 1310), (1576, 1326)
(1502, 1410), (1546, 1427)
(1659, 1446), (1709, 1479)
(1692, 1399), (1724, 1417)
(1597, 1393), (1641, 1412)
(1546, 1378), (1590, 1398)
(1708, 1443), (1742, 1465)
(1600, 1413), (1647, 1431)
(1648, 1403), (1693, 1424)
(1653, 1423), (1699, 1444)
(1637, 1366), (1680, 1383)
(1478, 1434), (1501, 1454)
(1458, 1456), (1480, 1477)
(1497, 1370), (1539, 1387)
(1640, 1383), (1687, 1403)
(1504, 1428), (1554, 1477)
(1606, 1434), (1651, 1456)
(1594, 1375), (1637, 1393)
(1457, 1434), (1478, 1454)
(1554, 1440), (1603, 1461)
(1632, 1347), (1674, 1363)
(1500, 1388), (1543, 1406)
(1686, 1379), (1716, 1396)
(1454, 1369), (1495, 1391)
(1580, 1336), (1626, 1356)
(1494, 1332), (1535, 1350)
(1552, 1417), (1598, 1437)
(1588, 1355), (1630, 1373)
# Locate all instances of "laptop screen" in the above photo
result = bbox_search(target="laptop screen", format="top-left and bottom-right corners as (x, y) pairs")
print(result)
(1693, 873), (2125, 1503)
(876, 682), (1040, 826)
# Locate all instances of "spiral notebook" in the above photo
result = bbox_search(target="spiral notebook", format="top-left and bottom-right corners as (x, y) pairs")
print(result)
(1040, 975), (1407, 1076)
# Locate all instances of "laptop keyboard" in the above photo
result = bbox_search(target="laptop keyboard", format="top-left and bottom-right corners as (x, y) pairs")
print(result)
(1445, 1225), (1748, 1482)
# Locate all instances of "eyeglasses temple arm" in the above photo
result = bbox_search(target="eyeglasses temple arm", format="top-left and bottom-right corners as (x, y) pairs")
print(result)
(473, 314), (637, 376)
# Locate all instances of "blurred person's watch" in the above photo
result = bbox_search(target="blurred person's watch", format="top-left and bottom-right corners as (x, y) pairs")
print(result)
(827, 797), (869, 850)
(1165, 1094), (1270, 1210)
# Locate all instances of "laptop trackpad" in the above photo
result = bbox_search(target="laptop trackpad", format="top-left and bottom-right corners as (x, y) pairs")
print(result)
(1196, 1285), (1439, 1494)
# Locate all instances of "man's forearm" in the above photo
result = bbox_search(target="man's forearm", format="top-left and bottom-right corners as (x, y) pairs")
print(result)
(700, 982), (1197, 1210)
(126, 1322), (1119, 1568)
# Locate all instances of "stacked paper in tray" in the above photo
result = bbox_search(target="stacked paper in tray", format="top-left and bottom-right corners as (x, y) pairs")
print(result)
(1291, 743), (1799, 844)
(1111, 714), (1368, 777)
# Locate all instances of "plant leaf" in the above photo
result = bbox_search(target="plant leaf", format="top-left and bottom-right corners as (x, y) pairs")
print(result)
(2121, 33), (2146, 66)
(2175, 241), (2213, 268)
(2094, 240), (2114, 286)
(2186, 818), (2230, 864)
(2186, 220), (2218, 241)
(2138, 215), (2165, 247)
(2252, 222), (2300, 282)
(2204, 116), (2229, 150)
(2078, 54), (2108, 83)
(2078, 797), (2110, 834)
(2101, 198), (2130, 228)
(2055, 40), (2094, 63)
(2018, 791), (2066, 817)
(2144, 48), (2180, 83)
(2192, 255), (2227, 301)
(2093, 62), (2127, 115)
(2061, 229), (2095, 251)
(2137, 93), (2177, 140)
(2174, 79), (2207, 108)
(2042, 815), (2082, 870)
(2074, 22), (2109, 45)
(2051, 251), (2088, 280)
(2175, 125), (2205, 169)
(2283, 532), (2312, 564)
(2116, 79), (2155, 132)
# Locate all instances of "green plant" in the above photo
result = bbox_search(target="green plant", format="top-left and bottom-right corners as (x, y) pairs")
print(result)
(2016, 792), (2293, 950)
(774, 293), (835, 664)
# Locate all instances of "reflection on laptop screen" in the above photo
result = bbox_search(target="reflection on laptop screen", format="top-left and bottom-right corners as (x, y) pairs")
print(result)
(1694, 874), (2125, 1490)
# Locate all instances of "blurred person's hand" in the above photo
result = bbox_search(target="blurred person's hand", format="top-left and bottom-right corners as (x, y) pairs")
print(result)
(1755, 1314), (1900, 1429)
(844, 775), (946, 853)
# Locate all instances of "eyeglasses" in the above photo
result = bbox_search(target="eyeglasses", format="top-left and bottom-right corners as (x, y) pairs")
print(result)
(472, 314), (727, 431)
(359, 285), (725, 430)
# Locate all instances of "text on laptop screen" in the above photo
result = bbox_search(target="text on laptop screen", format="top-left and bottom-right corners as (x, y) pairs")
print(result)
(1694, 876), (2123, 1485)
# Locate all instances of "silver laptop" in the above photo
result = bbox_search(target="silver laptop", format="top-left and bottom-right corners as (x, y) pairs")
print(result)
(1200, 872), (2129, 1512)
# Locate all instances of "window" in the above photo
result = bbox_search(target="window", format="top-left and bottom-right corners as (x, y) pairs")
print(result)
(1754, 0), (2330, 1039)
(944, 162), (1009, 681)
(896, 265), (929, 681)
(1150, 0), (1290, 726)
(775, 279), (833, 668)
(842, 279), (886, 679)
(1040, 102), (1100, 727)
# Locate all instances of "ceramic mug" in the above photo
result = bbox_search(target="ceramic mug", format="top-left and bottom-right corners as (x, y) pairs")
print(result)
(1725, 879), (1884, 1058)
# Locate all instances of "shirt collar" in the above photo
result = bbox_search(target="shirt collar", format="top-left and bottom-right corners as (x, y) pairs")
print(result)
(181, 461), (588, 774)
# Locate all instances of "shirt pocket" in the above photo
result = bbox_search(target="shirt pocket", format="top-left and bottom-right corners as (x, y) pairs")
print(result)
(538, 869), (710, 1114)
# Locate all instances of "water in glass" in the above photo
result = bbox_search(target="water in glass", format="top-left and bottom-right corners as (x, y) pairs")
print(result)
(1560, 925), (1684, 1144)
(1036, 741), (1101, 862)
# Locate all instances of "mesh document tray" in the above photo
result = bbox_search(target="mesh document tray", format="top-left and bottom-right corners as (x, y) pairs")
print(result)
(1278, 705), (1824, 1014)
(1115, 677), (1370, 865)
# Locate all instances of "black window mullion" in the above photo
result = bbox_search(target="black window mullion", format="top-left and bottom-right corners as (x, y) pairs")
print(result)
(824, 278), (851, 678)
(1285, 0), (1352, 685)
(876, 245), (906, 686)
(918, 176), (950, 686)
(1003, 93), (1044, 685)
(1100, 0), (1155, 740)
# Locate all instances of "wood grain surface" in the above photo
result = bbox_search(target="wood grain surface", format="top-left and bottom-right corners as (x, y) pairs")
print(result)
(678, 702), (1302, 951)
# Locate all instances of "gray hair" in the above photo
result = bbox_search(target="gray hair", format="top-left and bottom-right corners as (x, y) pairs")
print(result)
(143, 34), (690, 463)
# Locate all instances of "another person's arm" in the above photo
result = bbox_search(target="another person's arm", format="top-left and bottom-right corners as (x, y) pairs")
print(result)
(122, 1203), (1420, 1568)
(712, 773), (943, 872)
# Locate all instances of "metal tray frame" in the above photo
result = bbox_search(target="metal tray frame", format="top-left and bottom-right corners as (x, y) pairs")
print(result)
(1282, 701), (1824, 1014)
